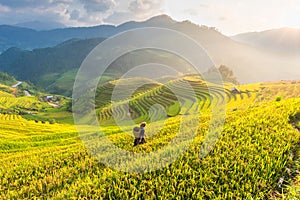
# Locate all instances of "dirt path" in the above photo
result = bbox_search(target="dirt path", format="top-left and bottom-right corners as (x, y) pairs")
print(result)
(48, 102), (60, 108)
(12, 81), (22, 88)
(24, 90), (31, 96)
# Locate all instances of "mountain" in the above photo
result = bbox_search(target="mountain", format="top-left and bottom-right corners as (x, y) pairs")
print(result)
(0, 24), (112, 53)
(15, 20), (66, 30)
(0, 15), (300, 95)
(0, 37), (197, 96)
(0, 38), (106, 95)
(0, 15), (175, 53)
(0, 25), (38, 53)
(232, 28), (300, 53)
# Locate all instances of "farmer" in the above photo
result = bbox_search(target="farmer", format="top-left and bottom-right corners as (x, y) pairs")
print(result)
(133, 126), (140, 146)
(133, 122), (147, 146)
(139, 122), (146, 144)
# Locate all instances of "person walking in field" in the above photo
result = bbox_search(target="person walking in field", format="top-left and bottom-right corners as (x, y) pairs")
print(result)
(139, 122), (146, 144)
(132, 121), (147, 146)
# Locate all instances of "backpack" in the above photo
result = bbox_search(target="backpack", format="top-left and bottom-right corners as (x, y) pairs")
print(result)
(133, 126), (141, 138)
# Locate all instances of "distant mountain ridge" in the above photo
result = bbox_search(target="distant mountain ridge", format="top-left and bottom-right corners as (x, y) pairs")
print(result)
(1, 15), (300, 54)
(232, 28), (300, 53)
(15, 20), (66, 31)
(0, 15), (179, 53)
(0, 15), (300, 96)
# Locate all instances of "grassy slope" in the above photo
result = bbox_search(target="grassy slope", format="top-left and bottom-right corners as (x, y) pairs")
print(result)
(0, 72), (17, 86)
(0, 83), (51, 114)
(95, 77), (162, 109)
(0, 82), (73, 123)
(1, 80), (300, 198)
(22, 108), (74, 124)
(44, 69), (78, 96)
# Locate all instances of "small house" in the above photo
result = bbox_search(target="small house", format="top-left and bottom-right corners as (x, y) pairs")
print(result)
(230, 87), (241, 94)
(42, 95), (54, 102)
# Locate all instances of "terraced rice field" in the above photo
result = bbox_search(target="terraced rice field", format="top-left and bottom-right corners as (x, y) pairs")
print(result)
(1, 78), (300, 198)
(0, 84), (50, 114)
(97, 76), (257, 124)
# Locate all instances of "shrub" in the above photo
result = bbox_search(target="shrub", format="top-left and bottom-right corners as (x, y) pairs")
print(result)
(276, 96), (282, 102)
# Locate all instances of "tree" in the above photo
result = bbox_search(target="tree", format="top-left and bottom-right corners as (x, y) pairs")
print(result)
(206, 65), (239, 85)
(218, 65), (239, 85)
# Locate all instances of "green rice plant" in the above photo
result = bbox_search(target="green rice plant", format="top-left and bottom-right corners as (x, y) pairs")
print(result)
(1, 79), (300, 199)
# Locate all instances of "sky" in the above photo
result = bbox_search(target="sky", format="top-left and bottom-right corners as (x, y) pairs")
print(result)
(0, 0), (299, 35)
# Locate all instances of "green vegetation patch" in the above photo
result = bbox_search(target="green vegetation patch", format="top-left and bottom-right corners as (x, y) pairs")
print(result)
(0, 72), (17, 86)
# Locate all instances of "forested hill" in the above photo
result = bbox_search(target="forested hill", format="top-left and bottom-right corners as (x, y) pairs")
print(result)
(1, 15), (300, 95)
(0, 15), (179, 53)
(0, 38), (105, 85)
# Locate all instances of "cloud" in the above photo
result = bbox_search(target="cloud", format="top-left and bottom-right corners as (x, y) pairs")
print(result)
(184, 4), (208, 17)
(103, 11), (130, 24)
(104, 0), (164, 24)
(0, 0), (73, 25)
(0, 0), (47, 8)
(67, 0), (117, 26)
(0, 4), (10, 12)
(79, 0), (116, 13)
(0, 0), (165, 27)
(184, 8), (199, 16)
(128, 0), (161, 13)
(0, 0), (72, 8)
(0, 0), (300, 35)
(70, 9), (80, 20)
(0, 0), (72, 26)
(218, 16), (227, 21)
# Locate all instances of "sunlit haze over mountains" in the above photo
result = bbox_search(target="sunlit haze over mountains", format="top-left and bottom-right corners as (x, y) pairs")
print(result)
(0, 0), (299, 35)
